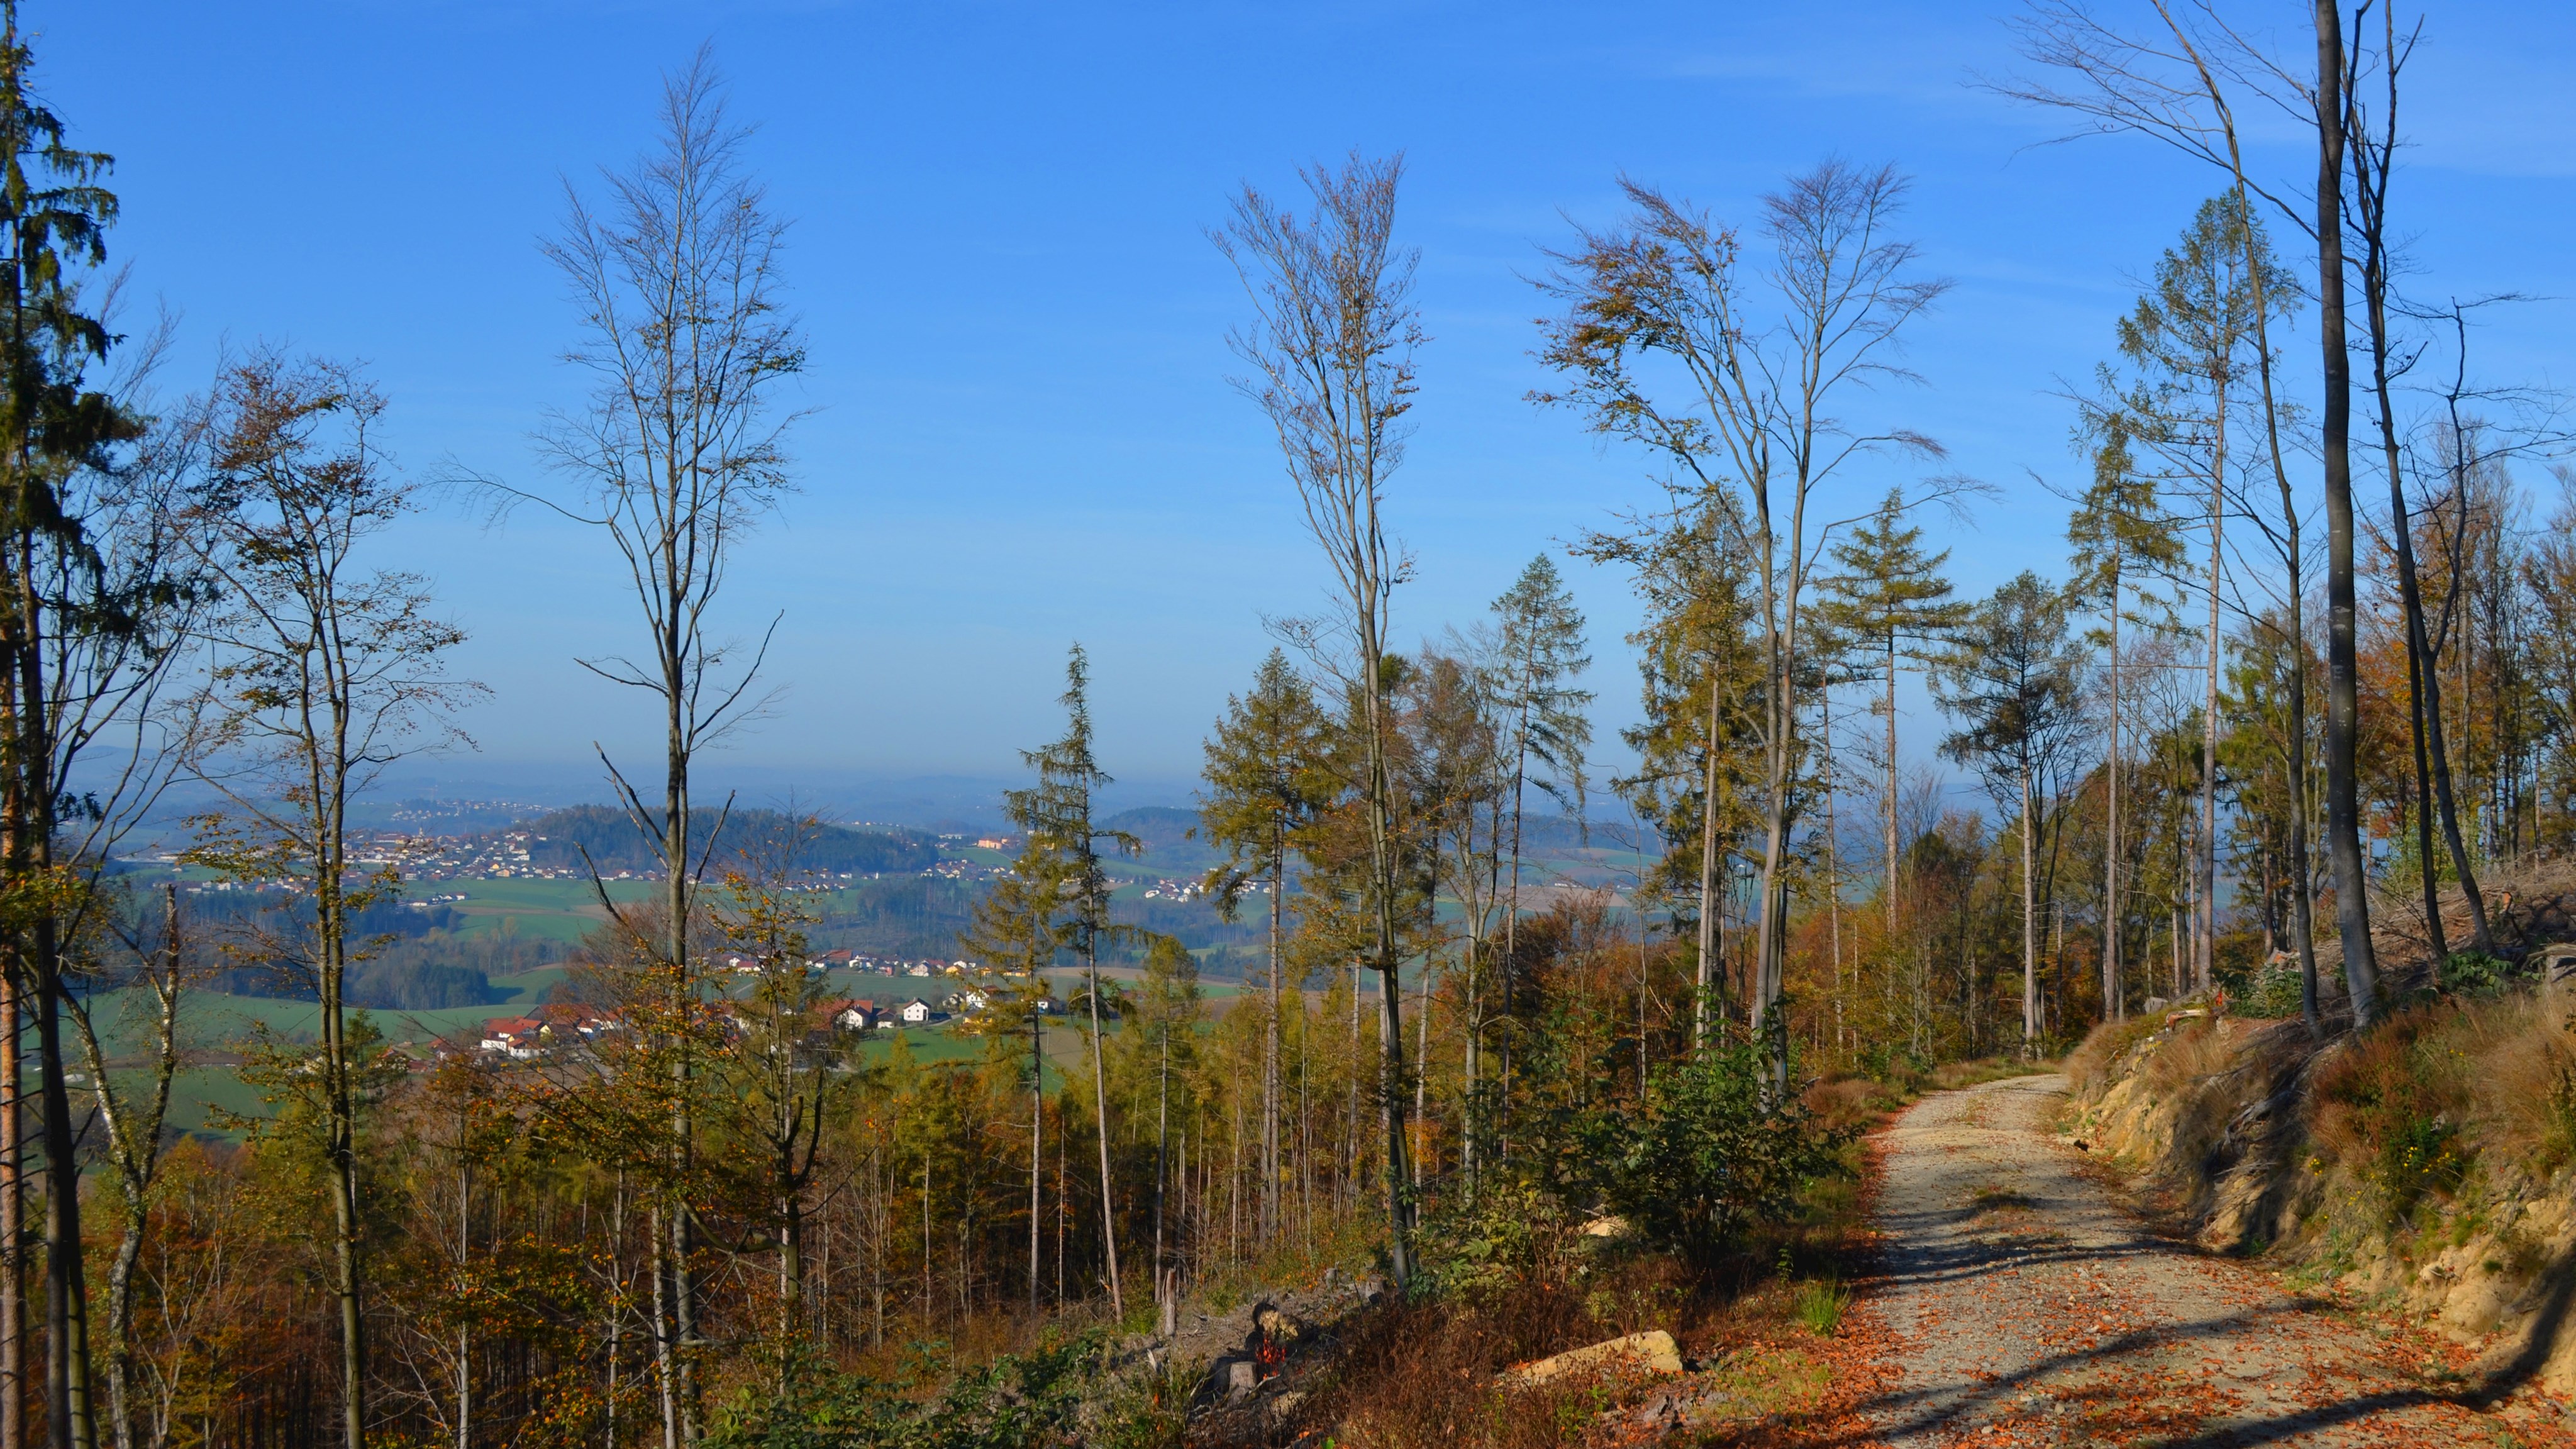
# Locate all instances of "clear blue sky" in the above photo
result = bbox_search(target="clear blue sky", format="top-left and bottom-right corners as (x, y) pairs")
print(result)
(42, 2), (2576, 809)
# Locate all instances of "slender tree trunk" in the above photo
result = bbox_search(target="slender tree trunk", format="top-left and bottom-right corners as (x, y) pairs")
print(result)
(1752, 523), (1794, 1089)
(1822, 691), (1844, 1052)
(1152, 1026), (1169, 1332)
(1885, 636), (1900, 937)
(2021, 767), (2038, 1053)
(661, 653), (699, 1445)
(1358, 621), (1413, 1285)
(1696, 669), (1723, 1052)
(2199, 407), (2226, 994)
(1020, 1005), (1030, 1309)
(2316, 0), (2379, 1023)
(1085, 930), (1123, 1317)
(649, 1205), (677, 1449)
(1, 963), (19, 1449)
(2244, 188), (2323, 1035)
(1263, 845), (1282, 1243)
(2352, 9), (2491, 958)
(2104, 574), (2123, 1021)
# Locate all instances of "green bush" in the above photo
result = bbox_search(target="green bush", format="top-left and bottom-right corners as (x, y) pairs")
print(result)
(1603, 1035), (1848, 1262)
(1413, 1184), (1570, 1302)
(2439, 951), (2513, 1000)
(2239, 964), (2308, 1019)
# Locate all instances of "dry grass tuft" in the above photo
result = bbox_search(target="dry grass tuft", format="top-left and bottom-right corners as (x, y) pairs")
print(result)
(2066, 1007), (2174, 1096)
(2140, 1017), (2236, 1101)
(2310, 1003), (2477, 1222)
(1803, 1077), (1903, 1137)
(2472, 995), (2576, 1174)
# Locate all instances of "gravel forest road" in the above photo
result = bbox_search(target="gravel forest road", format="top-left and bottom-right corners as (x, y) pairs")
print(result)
(1863, 1073), (2562, 1448)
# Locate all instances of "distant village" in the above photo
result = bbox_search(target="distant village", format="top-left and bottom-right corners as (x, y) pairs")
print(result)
(474, 958), (1069, 1060)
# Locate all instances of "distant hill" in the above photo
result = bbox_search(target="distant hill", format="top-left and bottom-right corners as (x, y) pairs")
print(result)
(523, 806), (940, 877)
(1104, 806), (1215, 872)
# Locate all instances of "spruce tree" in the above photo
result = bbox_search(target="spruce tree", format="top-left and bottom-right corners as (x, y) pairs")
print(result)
(1002, 645), (1138, 1315)
(2065, 419), (2182, 1023)
(1197, 649), (1331, 1245)
(958, 813), (1073, 1312)
(1481, 555), (1590, 1128)
(1933, 575), (2090, 1053)
(2112, 194), (2283, 994)
(1816, 491), (1969, 938)
(0, 15), (190, 1441)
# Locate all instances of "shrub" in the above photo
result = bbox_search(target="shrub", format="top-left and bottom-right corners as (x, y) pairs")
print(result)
(2312, 1006), (2473, 1224)
(2439, 951), (2513, 1000)
(2240, 964), (2308, 1019)
(2065, 1004), (2174, 1094)
(1604, 1036), (1848, 1263)
(1415, 1185), (1573, 1303)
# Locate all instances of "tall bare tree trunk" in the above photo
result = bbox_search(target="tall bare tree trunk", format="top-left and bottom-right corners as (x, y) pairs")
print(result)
(2198, 413), (2226, 994)
(1263, 848), (1282, 1240)
(1086, 938), (1123, 1317)
(1, 965), (18, 1449)
(1696, 674), (1723, 1050)
(2021, 767), (2039, 1052)
(2315, 0), (2380, 1023)
(2103, 571), (2123, 1021)
(1885, 638), (1900, 937)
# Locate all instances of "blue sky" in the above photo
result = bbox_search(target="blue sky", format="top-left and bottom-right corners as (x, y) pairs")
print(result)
(43, 1), (2576, 812)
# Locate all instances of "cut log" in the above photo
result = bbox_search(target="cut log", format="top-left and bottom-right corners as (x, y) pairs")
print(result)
(1502, 1330), (1682, 1385)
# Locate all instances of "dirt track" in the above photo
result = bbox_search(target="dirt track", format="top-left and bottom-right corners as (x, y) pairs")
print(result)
(1865, 1074), (2560, 1447)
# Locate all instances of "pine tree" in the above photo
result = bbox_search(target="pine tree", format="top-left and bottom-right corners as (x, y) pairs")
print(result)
(1114, 936), (1200, 1328)
(2113, 193), (2285, 994)
(1578, 496), (1767, 1047)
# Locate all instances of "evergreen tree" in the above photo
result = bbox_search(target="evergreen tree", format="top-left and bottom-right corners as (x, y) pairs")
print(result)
(1578, 495), (1765, 1046)
(0, 12), (141, 1441)
(1933, 574), (2091, 1053)
(959, 809), (1072, 1313)
(1196, 649), (1332, 1246)
(2065, 419), (2182, 1022)
(2112, 193), (2289, 994)
(1480, 555), (1591, 1135)
(1002, 645), (1138, 1316)
(1815, 490), (1970, 937)
(1111, 936), (1199, 1328)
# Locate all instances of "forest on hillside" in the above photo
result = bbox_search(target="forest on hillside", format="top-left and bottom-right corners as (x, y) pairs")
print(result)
(0, 5), (2568, 1448)
(518, 806), (941, 878)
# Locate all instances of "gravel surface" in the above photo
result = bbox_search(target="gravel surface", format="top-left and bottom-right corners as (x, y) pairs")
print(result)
(1866, 1073), (2545, 1447)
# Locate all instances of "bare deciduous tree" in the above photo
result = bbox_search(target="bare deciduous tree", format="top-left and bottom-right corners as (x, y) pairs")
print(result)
(1216, 152), (1423, 1284)
(495, 47), (805, 1443)
(1995, 0), (2366, 1023)
(184, 352), (479, 1449)
(1536, 163), (1950, 1084)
